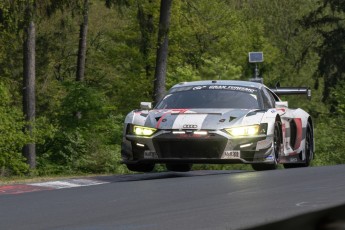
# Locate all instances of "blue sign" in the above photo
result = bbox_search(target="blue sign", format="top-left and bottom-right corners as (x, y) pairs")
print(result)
(249, 52), (264, 63)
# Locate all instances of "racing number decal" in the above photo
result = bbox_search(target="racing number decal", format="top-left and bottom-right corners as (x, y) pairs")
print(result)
(144, 151), (158, 159)
(222, 151), (241, 159)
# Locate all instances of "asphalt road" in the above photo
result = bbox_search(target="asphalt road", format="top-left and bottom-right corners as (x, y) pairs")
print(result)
(1, 165), (345, 230)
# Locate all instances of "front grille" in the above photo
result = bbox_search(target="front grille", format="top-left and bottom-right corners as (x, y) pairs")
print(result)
(155, 139), (227, 159)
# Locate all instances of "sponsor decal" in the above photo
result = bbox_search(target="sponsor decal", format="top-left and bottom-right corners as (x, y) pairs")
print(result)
(222, 150), (241, 159)
(192, 86), (207, 90)
(183, 124), (198, 129)
(144, 151), (158, 159)
(208, 85), (256, 93)
(192, 85), (256, 93)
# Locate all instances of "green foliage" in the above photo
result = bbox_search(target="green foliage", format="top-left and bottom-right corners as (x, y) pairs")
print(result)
(331, 81), (345, 115)
(303, 0), (345, 103)
(36, 80), (125, 175)
(313, 117), (345, 165)
(166, 65), (199, 88)
(60, 82), (104, 126)
(0, 82), (29, 176)
(170, 0), (252, 81)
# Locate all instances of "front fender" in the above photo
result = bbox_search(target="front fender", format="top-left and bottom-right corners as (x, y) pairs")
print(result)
(260, 109), (281, 136)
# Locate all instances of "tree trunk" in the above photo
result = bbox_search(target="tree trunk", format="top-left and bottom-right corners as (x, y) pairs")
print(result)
(75, 0), (89, 119)
(153, 0), (172, 104)
(23, 20), (36, 169)
(76, 0), (89, 82)
(137, 3), (154, 78)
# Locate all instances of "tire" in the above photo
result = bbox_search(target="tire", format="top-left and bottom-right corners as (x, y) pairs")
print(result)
(126, 163), (155, 172)
(284, 122), (313, 168)
(166, 163), (192, 172)
(252, 120), (282, 171)
(302, 122), (313, 166)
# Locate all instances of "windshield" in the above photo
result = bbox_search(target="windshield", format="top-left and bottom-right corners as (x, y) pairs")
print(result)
(155, 85), (260, 109)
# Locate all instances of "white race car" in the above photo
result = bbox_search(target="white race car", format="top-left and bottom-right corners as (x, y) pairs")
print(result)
(121, 80), (314, 172)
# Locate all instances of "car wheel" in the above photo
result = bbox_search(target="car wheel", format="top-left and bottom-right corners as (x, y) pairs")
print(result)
(126, 163), (155, 172)
(302, 122), (313, 166)
(284, 122), (313, 169)
(252, 120), (281, 171)
(166, 163), (192, 172)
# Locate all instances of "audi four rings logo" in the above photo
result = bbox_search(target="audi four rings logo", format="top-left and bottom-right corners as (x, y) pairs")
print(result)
(183, 124), (198, 129)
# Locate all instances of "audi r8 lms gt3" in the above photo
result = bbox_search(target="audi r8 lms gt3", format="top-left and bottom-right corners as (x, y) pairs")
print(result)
(121, 80), (314, 172)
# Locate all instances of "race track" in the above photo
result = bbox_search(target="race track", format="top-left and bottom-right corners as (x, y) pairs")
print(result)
(1, 165), (345, 230)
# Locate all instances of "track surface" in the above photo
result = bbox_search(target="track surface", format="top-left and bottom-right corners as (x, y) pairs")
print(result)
(1, 165), (345, 230)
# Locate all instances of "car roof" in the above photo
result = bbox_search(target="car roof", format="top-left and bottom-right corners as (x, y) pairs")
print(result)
(171, 80), (264, 90)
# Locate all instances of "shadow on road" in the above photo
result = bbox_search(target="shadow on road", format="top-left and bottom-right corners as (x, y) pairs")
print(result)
(92, 170), (249, 183)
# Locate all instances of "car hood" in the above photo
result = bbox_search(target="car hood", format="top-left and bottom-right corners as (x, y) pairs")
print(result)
(126, 108), (265, 130)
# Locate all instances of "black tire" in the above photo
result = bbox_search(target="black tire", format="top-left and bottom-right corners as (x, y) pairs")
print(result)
(301, 122), (313, 166)
(166, 163), (192, 172)
(126, 163), (155, 172)
(284, 122), (313, 168)
(252, 120), (282, 171)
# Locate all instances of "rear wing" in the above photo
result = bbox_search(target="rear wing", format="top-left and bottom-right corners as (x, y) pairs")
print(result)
(269, 87), (311, 100)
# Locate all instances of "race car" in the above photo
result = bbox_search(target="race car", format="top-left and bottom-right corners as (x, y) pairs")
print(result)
(121, 80), (314, 172)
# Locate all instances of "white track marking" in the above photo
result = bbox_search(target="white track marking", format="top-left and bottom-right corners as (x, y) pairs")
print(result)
(29, 179), (108, 189)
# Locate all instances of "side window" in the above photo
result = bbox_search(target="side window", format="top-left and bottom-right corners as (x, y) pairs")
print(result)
(261, 88), (275, 109)
(268, 90), (280, 102)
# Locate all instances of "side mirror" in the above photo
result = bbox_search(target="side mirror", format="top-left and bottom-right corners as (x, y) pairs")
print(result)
(307, 88), (311, 100)
(275, 101), (288, 108)
(140, 102), (152, 110)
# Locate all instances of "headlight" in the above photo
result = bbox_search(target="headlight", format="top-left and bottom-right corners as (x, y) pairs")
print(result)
(225, 125), (260, 137)
(133, 125), (157, 136)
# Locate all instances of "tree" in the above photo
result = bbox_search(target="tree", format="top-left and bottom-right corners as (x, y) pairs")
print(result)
(137, 0), (156, 78)
(75, 0), (89, 119)
(76, 0), (89, 82)
(23, 1), (36, 169)
(303, 0), (345, 105)
(1, 0), (84, 170)
(153, 0), (172, 104)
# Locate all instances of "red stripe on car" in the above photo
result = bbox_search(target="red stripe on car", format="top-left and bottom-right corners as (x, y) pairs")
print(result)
(294, 118), (303, 150)
(156, 109), (189, 128)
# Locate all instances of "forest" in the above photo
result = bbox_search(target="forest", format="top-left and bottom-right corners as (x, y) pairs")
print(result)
(1, 0), (345, 177)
